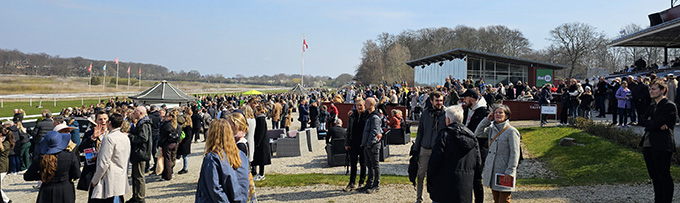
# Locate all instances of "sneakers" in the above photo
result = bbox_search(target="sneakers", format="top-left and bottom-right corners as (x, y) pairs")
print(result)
(178, 169), (188, 174)
(343, 183), (357, 192)
(356, 185), (370, 192)
(254, 174), (266, 181)
(365, 187), (379, 194)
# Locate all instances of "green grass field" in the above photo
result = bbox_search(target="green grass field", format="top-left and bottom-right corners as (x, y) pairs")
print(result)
(0, 99), (101, 119)
(520, 126), (680, 186)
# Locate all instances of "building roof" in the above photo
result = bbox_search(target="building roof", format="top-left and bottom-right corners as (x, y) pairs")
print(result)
(609, 17), (680, 48)
(129, 80), (195, 103)
(405, 48), (567, 70)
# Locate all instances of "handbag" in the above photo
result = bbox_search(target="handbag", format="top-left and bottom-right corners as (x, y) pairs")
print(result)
(155, 150), (165, 175)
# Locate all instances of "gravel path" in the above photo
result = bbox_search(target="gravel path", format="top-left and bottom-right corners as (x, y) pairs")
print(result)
(2, 112), (673, 202)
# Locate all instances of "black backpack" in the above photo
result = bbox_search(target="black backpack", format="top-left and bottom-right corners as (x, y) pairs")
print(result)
(168, 127), (181, 142)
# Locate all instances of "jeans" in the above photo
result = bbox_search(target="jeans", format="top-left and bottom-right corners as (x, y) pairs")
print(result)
(618, 108), (630, 125)
(363, 143), (380, 188)
(595, 95), (606, 115)
(181, 155), (188, 171)
(348, 146), (366, 185)
(569, 106), (578, 117)
(272, 120), (280, 129)
(8, 155), (20, 173)
(629, 102), (637, 123)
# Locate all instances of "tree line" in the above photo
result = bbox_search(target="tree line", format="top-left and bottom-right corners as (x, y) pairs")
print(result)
(0, 49), (352, 87)
(355, 23), (680, 85)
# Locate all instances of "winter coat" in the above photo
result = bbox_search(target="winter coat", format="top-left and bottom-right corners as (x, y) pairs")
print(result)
(616, 87), (632, 109)
(90, 128), (131, 199)
(298, 104), (309, 123)
(0, 140), (10, 173)
(361, 110), (383, 147)
(474, 118), (520, 192)
(252, 114), (271, 166)
(149, 111), (162, 141)
(129, 116), (153, 163)
(463, 98), (490, 136)
(271, 103), (282, 122)
(414, 107), (446, 150)
(24, 150), (81, 203)
(427, 122), (482, 203)
(245, 118), (256, 162)
(639, 98), (678, 152)
(346, 109), (368, 148)
(177, 125), (194, 156)
(195, 151), (250, 203)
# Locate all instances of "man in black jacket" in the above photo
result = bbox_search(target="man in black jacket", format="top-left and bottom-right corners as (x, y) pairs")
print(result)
(460, 89), (489, 202)
(343, 98), (367, 192)
(639, 79), (677, 203)
(326, 119), (345, 144)
(148, 105), (162, 173)
(128, 106), (153, 203)
(633, 76), (651, 125)
(359, 97), (383, 194)
(32, 109), (55, 159)
(595, 76), (609, 117)
(427, 105), (482, 203)
(412, 91), (446, 203)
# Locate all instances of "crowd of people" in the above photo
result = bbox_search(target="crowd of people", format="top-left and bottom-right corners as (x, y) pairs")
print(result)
(0, 70), (676, 202)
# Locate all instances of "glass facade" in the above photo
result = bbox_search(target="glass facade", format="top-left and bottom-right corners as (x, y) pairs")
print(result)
(465, 57), (527, 86)
(414, 56), (528, 87)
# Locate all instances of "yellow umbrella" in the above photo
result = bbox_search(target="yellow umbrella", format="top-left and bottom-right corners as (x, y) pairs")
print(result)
(242, 90), (263, 95)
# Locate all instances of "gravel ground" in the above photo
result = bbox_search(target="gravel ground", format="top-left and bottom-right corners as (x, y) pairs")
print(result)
(2, 112), (674, 202)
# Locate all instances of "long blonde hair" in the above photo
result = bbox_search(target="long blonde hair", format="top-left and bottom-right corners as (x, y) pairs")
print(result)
(225, 112), (249, 133)
(166, 109), (179, 129)
(240, 105), (255, 119)
(205, 119), (241, 169)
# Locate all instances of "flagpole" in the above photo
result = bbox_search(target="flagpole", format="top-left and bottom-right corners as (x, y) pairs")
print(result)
(89, 65), (91, 90)
(128, 68), (130, 90)
(139, 68), (141, 90)
(103, 64), (106, 91)
(301, 34), (305, 88)
(116, 62), (119, 89)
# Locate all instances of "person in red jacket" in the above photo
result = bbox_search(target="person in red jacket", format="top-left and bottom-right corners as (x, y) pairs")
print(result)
(385, 109), (402, 129)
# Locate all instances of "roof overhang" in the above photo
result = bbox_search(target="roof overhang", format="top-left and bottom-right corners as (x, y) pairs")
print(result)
(405, 48), (568, 70)
(609, 17), (680, 48)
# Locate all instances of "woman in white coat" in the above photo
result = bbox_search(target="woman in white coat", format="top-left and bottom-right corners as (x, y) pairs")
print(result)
(474, 105), (521, 203)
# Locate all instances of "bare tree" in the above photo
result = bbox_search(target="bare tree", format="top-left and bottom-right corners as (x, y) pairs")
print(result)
(548, 22), (607, 78)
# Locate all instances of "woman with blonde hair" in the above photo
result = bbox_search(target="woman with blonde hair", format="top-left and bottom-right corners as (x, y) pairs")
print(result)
(195, 119), (250, 203)
(240, 105), (256, 162)
(159, 109), (180, 180)
(474, 105), (521, 203)
(177, 108), (193, 175)
(225, 112), (249, 155)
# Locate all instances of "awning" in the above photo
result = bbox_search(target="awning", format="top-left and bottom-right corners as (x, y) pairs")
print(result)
(405, 48), (567, 70)
(609, 17), (680, 48)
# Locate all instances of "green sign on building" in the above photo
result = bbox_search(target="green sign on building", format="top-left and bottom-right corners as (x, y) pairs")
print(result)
(536, 69), (553, 87)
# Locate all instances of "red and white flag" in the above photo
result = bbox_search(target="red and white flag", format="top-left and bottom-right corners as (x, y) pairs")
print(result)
(88, 63), (92, 73)
(115, 57), (119, 64)
(303, 37), (309, 52)
(127, 66), (130, 74)
(139, 67), (141, 75)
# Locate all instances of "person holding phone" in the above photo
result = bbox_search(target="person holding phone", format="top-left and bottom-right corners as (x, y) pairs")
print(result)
(474, 105), (521, 203)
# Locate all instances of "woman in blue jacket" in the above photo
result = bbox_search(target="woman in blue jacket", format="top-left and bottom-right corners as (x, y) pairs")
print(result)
(196, 119), (250, 203)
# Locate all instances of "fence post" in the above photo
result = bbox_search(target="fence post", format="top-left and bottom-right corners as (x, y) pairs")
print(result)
(82, 97), (84, 106)
(38, 98), (42, 108)
(54, 97), (56, 107)
(1, 98), (3, 108)
(30, 98), (32, 107)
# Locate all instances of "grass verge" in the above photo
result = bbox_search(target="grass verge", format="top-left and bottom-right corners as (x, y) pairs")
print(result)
(520, 126), (680, 186)
(0, 99), (101, 119)
(255, 173), (410, 187)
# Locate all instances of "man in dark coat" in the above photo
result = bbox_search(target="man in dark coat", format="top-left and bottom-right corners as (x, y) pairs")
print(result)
(128, 106), (153, 203)
(358, 97), (383, 194)
(309, 101), (319, 128)
(639, 79), (677, 203)
(609, 79), (621, 125)
(539, 84), (554, 125)
(344, 98), (368, 192)
(148, 106), (162, 172)
(191, 107), (203, 142)
(460, 89), (489, 202)
(298, 99), (310, 130)
(595, 76), (610, 117)
(632, 76), (651, 124)
(427, 105), (482, 203)
(412, 91), (446, 203)
(32, 109), (55, 159)
(326, 119), (346, 144)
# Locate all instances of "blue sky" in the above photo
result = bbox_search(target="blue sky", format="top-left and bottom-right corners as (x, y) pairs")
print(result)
(0, 0), (672, 78)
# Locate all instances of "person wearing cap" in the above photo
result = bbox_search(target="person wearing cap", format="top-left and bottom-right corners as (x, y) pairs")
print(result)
(128, 106), (153, 203)
(90, 113), (131, 202)
(24, 131), (81, 203)
(460, 89), (489, 202)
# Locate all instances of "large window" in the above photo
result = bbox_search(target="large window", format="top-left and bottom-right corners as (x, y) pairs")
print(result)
(465, 57), (526, 86)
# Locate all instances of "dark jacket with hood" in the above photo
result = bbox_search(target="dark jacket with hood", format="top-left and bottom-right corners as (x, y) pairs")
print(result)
(148, 111), (162, 140)
(427, 122), (482, 203)
(361, 109), (383, 147)
(129, 116), (153, 163)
